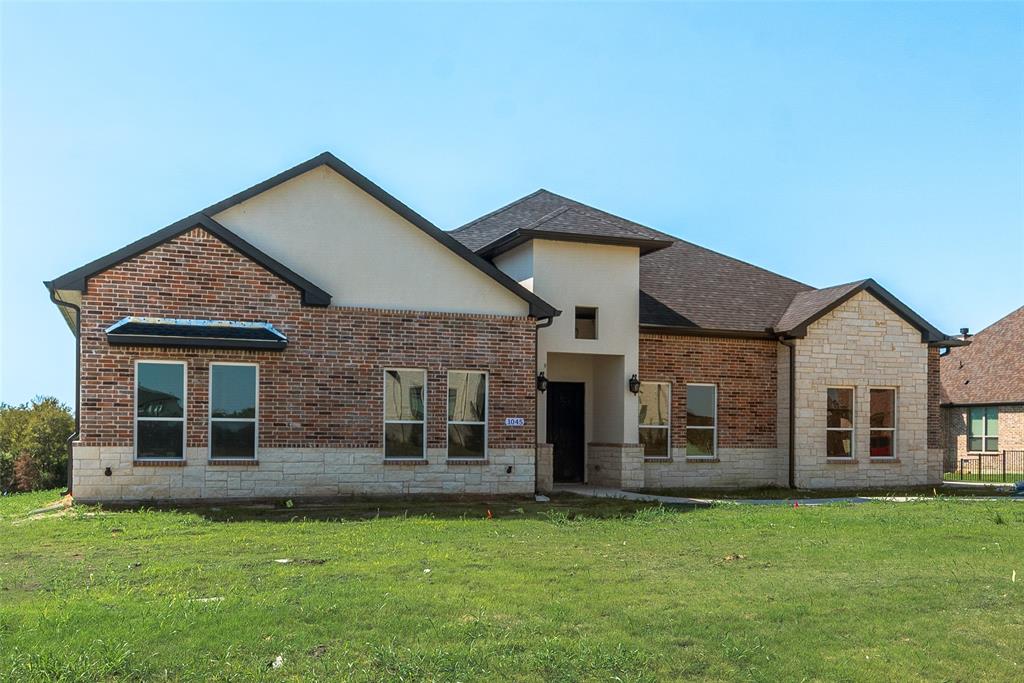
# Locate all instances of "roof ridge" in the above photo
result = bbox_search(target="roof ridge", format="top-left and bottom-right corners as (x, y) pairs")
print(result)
(451, 188), (548, 233)
(970, 305), (1024, 338)
(518, 205), (574, 232)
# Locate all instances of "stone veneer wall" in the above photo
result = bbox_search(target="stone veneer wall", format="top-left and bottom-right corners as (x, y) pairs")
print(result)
(792, 291), (939, 488)
(637, 333), (786, 489)
(586, 443), (644, 489)
(72, 227), (537, 502)
(943, 405), (1024, 474)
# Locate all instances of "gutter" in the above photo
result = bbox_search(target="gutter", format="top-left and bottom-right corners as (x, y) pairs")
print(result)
(45, 282), (80, 496)
(769, 329), (797, 490)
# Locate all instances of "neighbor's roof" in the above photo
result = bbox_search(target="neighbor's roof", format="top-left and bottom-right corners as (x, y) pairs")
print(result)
(941, 306), (1024, 406)
(46, 153), (558, 321)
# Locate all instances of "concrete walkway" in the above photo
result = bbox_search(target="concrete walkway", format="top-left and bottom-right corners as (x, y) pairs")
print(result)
(553, 484), (1022, 506)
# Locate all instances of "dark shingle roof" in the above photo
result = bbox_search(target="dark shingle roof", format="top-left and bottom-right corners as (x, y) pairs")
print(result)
(774, 280), (868, 333)
(940, 306), (1024, 405)
(452, 190), (813, 334)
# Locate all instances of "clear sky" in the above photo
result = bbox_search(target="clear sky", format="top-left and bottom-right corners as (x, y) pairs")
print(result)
(2, 2), (1022, 408)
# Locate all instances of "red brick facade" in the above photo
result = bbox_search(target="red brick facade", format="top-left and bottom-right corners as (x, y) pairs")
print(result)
(78, 228), (536, 451)
(638, 333), (778, 449)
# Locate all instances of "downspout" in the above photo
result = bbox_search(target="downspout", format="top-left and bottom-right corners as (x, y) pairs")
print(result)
(533, 315), (555, 494)
(46, 284), (81, 496)
(778, 338), (797, 489)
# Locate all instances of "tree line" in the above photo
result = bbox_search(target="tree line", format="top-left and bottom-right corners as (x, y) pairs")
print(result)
(0, 397), (75, 493)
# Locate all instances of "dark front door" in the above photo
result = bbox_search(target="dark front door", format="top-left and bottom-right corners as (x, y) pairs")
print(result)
(547, 382), (585, 483)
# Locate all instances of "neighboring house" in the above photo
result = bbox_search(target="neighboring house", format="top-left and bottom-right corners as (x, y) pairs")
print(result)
(940, 306), (1024, 474)
(45, 152), (961, 502)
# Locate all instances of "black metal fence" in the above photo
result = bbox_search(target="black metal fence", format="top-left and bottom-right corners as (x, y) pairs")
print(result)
(945, 450), (1024, 483)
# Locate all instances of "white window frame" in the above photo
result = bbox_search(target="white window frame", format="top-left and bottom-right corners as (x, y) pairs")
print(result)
(446, 370), (488, 459)
(968, 406), (999, 454)
(208, 362), (259, 461)
(685, 383), (717, 458)
(383, 368), (427, 460)
(638, 381), (671, 459)
(826, 386), (856, 459)
(134, 359), (187, 461)
(868, 387), (896, 459)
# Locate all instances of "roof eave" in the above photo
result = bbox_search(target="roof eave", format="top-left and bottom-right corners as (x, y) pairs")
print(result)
(639, 323), (776, 340)
(478, 229), (673, 260)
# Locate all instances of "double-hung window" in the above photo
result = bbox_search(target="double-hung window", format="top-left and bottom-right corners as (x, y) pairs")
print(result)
(869, 388), (896, 458)
(968, 407), (999, 453)
(209, 363), (258, 459)
(384, 369), (426, 458)
(135, 360), (186, 459)
(638, 382), (671, 458)
(826, 387), (855, 458)
(447, 371), (487, 458)
(685, 384), (717, 457)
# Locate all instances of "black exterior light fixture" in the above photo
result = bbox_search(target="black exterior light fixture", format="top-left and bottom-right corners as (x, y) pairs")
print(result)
(628, 374), (641, 394)
(536, 372), (549, 393)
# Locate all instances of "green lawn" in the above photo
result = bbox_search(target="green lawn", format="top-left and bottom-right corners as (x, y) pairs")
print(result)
(1, 492), (1022, 682)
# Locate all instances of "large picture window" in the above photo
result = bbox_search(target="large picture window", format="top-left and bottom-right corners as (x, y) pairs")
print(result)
(209, 363), (258, 459)
(685, 384), (716, 457)
(869, 388), (896, 458)
(385, 369), (426, 458)
(638, 382), (671, 458)
(135, 361), (186, 459)
(448, 371), (487, 458)
(968, 407), (999, 453)
(826, 387), (854, 458)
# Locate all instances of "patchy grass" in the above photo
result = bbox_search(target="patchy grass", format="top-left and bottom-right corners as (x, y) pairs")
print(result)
(944, 471), (1024, 484)
(1, 491), (1022, 681)
(636, 485), (1018, 500)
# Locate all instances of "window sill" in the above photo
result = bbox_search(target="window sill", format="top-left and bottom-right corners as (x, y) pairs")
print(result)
(826, 457), (858, 464)
(133, 459), (185, 467)
(966, 452), (1000, 456)
(643, 457), (673, 463)
(383, 458), (429, 466)
(868, 457), (900, 463)
(685, 456), (719, 463)
(447, 459), (488, 465)
(207, 459), (258, 466)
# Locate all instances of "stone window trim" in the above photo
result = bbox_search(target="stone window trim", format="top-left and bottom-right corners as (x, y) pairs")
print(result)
(868, 387), (897, 459)
(134, 359), (187, 462)
(685, 383), (718, 457)
(208, 362), (259, 463)
(447, 370), (488, 460)
(638, 381), (672, 459)
(826, 386), (856, 459)
(133, 459), (186, 467)
(384, 368), (427, 460)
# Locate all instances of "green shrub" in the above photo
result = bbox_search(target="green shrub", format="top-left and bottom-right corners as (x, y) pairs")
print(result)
(0, 397), (75, 492)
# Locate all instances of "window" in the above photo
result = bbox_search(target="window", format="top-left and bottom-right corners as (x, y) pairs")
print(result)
(384, 369), (426, 458)
(968, 407), (999, 453)
(869, 388), (896, 458)
(638, 382), (671, 457)
(685, 384), (716, 456)
(575, 306), (597, 339)
(826, 387), (854, 458)
(448, 371), (487, 458)
(135, 361), (186, 459)
(209, 363), (258, 459)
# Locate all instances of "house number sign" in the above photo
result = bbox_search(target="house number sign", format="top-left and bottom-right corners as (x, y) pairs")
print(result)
(504, 417), (526, 427)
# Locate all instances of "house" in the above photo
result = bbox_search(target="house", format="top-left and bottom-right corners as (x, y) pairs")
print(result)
(45, 152), (962, 502)
(940, 306), (1024, 476)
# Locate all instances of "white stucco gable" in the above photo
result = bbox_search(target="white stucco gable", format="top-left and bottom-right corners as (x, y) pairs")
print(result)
(212, 164), (530, 316)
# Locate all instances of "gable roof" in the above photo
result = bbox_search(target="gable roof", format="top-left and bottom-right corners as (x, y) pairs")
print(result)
(45, 213), (333, 306)
(940, 306), (1024, 406)
(772, 278), (948, 343)
(204, 152), (557, 318)
(46, 153), (558, 320)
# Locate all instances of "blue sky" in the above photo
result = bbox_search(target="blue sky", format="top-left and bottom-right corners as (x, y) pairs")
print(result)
(2, 2), (1022, 408)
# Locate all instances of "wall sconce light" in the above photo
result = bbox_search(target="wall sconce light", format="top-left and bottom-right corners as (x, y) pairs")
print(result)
(536, 372), (549, 393)
(628, 374), (641, 394)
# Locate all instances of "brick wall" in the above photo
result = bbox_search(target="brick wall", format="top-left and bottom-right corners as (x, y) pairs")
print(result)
(944, 405), (1024, 466)
(73, 227), (537, 500)
(928, 348), (941, 449)
(638, 334), (778, 449)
